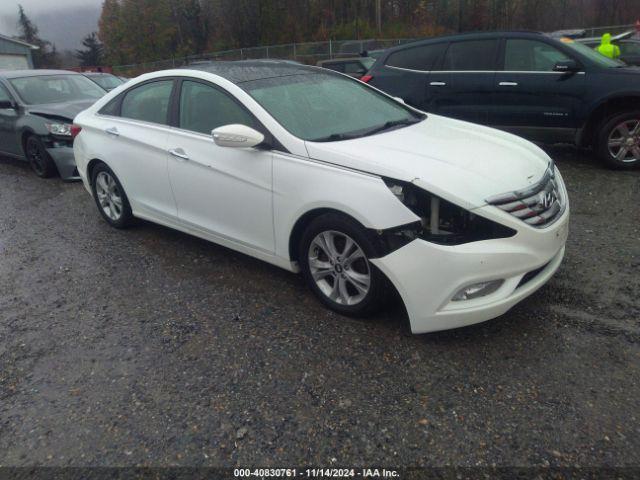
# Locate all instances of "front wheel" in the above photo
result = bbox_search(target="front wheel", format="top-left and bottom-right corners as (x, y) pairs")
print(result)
(299, 213), (389, 317)
(597, 111), (640, 169)
(25, 136), (57, 178)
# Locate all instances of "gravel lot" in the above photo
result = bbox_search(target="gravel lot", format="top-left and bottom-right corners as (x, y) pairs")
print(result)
(0, 147), (639, 469)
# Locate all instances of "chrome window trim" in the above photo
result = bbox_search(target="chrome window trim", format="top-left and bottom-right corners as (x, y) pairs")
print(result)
(386, 65), (585, 75)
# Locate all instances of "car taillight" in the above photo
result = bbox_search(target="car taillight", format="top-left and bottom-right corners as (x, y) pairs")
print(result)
(70, 124), (82, 139)
(360, 74), (373, 83)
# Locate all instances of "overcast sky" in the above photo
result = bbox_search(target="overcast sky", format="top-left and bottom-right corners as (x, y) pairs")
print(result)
(0, 0), (103, 49)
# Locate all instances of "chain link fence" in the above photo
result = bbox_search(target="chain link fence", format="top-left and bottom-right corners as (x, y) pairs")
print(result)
(113, 24), (638, 77)
(112, 38), (417, 77)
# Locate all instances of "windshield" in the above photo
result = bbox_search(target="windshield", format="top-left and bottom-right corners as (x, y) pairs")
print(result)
(9, 74), (105, 105)
(242, 72), (423, 142)
(89, 74), (124, 90)
(563, 39), (626, 67)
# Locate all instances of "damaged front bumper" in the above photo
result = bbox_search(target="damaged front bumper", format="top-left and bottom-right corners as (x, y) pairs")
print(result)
(46, 146), (80, 181)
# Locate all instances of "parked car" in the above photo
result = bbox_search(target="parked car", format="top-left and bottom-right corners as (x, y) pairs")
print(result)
(73, 60), (569, 334)
(82, 72), (125, 92)
(0, 69), (106, 179)
(364, 31), (640, 168)
(317, 57), (375, 78)
(578, 37), (640, 66)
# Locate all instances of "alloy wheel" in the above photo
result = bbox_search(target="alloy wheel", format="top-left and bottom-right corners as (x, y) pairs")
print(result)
(95, 171), (124, 221)
(607, 119), (640, 163)
(27, 140), (46, 175)
(308, 230), (371, 306)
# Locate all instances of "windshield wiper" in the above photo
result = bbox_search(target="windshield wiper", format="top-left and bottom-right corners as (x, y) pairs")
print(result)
(311, 132), (361, 142)
(362, 117), (423, 136)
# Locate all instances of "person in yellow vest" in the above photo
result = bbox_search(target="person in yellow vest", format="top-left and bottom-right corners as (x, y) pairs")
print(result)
(595, 33), (621, 59)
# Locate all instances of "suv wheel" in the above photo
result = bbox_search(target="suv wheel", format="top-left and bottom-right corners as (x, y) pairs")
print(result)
(597, 111), (640, 169)
(299, 213), (389, 317)
(25, 136), (57, 178)
(91, 163), (134, 228)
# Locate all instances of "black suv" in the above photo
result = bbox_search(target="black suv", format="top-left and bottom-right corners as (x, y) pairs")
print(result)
(365, 31), (640, 168)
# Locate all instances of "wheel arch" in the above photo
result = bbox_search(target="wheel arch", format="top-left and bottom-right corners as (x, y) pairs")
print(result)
(580, 94), (640, 147)
(86, 158), (107, 184)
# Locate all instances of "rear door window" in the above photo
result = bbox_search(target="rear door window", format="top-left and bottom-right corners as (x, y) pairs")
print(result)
(386, 43), (446, 71)
(442, 40), (498, 71)
(120, 80), (174, 124)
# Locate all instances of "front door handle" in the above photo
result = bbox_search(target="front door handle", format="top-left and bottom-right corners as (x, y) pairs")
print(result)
(499, 81), (519, 86)
(430, 81), (447, 86)
(169, 148), (189, 161)
(105, 127), (119, 136)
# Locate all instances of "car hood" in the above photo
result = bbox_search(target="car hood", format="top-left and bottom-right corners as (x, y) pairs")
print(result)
(304, 114), (551, 209)
(27, 99), (98, 122)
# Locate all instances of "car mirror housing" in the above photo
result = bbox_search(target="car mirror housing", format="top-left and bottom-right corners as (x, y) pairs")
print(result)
(553, 60), (580, 73)
(212, 124), (265, 148)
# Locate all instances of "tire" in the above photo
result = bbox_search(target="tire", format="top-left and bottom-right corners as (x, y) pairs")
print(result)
(299, 212), (389, 317)
(25, 135), (57, 178)
(90, 162), (134, 228)
(596, 110), (640, 169)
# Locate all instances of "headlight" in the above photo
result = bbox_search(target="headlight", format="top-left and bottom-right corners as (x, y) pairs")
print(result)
(382, 178), (516, 246)
(45, 122), (72, 136)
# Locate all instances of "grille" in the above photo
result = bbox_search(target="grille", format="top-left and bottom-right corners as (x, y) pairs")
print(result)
(486, 163), (564, 228)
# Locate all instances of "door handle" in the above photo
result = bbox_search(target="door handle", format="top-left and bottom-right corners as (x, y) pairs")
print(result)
(430, 81), (447, 86)
(169, 148), (189, 161)
(499, 81), (519, 86)
(105, 127), (119, 136)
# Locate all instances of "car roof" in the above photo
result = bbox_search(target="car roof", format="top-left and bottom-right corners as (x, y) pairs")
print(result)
(0, 69), (80, 79)
(83, 72), (114, 76)
(180, 60), (320, 84)
(383, 30), (545, 54)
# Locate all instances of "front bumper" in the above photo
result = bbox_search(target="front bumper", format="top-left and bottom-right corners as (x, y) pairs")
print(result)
(371, 206), (569, 334)
(46, 146), (80, 181)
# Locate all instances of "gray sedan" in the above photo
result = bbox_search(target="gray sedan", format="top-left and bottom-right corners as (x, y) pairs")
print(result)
(0, 69), (105, 180)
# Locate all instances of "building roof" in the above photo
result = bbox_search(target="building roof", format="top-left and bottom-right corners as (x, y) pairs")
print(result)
(0, 33), (39, 50)
(182, 60), (320, 83)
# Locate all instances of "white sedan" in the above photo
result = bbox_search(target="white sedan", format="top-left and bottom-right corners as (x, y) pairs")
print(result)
(72, 61), (569, 334)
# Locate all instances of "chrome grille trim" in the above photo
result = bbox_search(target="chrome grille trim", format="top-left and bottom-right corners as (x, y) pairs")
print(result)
(486, 162), (565, 228)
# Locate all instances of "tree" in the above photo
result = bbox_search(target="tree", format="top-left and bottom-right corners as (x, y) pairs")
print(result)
(76, 32), (104, 66)
(16, 4), (60, 68)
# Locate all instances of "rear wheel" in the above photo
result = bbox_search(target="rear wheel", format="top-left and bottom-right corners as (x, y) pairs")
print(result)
(25, 136), (57, 178)
(597, 111), (640, 169)
(299, 213), (389, 317)
(91, 163), (134, 228)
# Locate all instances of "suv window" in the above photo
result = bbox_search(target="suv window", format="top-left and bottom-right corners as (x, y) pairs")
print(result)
(179, 80), (255, 135)
(0, 84), (12, 104)
(504, 39), (572, 71)
(121, 80), (174, 124)
(620, 41), (640, 55)
(442, 39), (498, 71)
(386, 43), (446, 70)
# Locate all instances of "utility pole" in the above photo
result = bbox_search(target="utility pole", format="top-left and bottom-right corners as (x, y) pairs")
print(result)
(376, 0), (382, 35)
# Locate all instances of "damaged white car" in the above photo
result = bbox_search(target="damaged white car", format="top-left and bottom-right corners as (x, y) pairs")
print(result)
(73, 61), (570, 333)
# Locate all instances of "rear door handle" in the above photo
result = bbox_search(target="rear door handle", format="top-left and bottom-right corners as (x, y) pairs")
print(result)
(430, 81), (447, 86)
(105, 127), (119, 136)
(169, 148), (189, 161)
(499, 81), (519, 86)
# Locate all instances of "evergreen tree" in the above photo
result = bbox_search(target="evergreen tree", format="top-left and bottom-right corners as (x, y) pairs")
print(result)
(76, 32), (104, 67)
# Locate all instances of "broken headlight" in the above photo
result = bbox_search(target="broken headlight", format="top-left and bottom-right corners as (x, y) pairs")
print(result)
(382, 178), (516, 247)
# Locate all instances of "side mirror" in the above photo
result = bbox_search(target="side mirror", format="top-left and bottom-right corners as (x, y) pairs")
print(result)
(0, 100), (15, 109)
(553, 60), (580, 73)
(212, 124), (265, 148)
(393, 96), (405, 104)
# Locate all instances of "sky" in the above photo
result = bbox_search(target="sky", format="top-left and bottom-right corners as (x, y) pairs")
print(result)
(0, 0), (103, 50)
